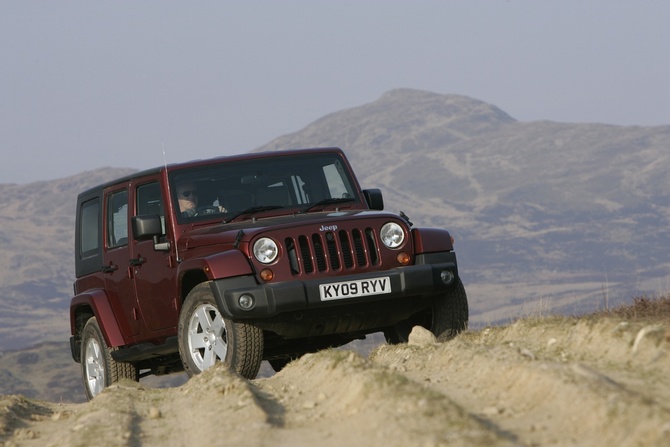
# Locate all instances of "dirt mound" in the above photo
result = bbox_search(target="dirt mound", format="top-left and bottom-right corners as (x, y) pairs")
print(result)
(1, 312), (668, 446)
(258, 350), (508, 446)
(372, 317), (670, 446)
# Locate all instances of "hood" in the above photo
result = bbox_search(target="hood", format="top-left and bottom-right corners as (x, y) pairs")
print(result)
(180, 210), (399, 250)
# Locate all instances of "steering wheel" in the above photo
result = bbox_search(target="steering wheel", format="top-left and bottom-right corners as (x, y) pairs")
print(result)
(195, 206), (220, 215)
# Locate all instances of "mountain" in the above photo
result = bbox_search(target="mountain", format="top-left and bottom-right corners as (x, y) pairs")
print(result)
(1, 88), (669, 356)
(0, 167), (137, 352)
(255, 88), (670, 321)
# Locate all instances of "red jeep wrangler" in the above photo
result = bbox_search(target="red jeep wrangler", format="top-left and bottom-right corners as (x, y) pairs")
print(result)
(70, 148), (468, 399)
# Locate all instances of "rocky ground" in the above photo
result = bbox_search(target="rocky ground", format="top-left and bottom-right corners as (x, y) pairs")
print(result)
(1, 302), (669, 447)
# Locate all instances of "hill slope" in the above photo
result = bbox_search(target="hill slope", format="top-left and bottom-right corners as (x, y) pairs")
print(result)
(0, 168), (136, 351)
(0, 88), (668, 400)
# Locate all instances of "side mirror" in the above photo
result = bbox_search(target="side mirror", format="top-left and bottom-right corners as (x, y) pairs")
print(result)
(131, 215), (170, 251)
(362, 189), (384, 210)
(132, 215), (162, 240)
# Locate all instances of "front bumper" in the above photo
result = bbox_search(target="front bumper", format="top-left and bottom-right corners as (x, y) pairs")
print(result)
(210, 252), (458, 319)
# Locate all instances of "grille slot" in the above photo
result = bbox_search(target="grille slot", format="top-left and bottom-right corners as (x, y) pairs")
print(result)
(339, 230), (353, 268)
(298, 236), (313, 273)
(326, 232), (341, 270)
(312, 234), (327, 272)
(366, 228), (379, 266)
(352, 229), (367, 267)
(287, 227), (379, 275)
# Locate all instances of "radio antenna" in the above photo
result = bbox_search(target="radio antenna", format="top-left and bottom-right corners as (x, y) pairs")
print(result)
(162, 142), (180, 262)
(162, 142), (168, 168)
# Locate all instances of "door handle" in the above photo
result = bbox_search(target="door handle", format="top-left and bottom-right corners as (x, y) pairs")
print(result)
(129, 257), (146, 266)
(101, 264), (118, 273)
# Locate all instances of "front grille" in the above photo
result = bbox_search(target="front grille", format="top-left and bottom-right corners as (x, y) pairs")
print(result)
(286, 228), (380, 275)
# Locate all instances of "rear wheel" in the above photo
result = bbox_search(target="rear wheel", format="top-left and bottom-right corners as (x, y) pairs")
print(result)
(268, 354), (304, 373)
(268, 358), (291, 372)
(80, 317), (138, 400)
(384, 278), (469, 343)
(178, 282), (263, 379)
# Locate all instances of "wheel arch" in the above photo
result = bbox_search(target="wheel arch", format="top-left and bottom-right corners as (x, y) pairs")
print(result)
(179, 269), (209, 304)
(412, 228), (454, 254)
(177, 250), (254, 304)
(70, 289), (126, 348)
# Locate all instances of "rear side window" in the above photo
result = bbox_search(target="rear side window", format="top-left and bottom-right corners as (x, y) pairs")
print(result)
(80, 198), (100, 257)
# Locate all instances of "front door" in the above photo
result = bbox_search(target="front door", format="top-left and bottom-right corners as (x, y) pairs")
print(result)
(129, 179), (179, 332)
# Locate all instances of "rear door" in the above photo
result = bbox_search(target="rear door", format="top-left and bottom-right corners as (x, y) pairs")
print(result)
(102, 187), (141, 337)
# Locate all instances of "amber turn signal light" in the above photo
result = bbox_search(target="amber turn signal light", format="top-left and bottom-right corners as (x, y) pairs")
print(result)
(260, 268), (274, 282)
(397, 252), (410, 265)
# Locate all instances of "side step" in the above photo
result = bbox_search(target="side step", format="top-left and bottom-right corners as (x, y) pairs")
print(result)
(111, 337), (179, 363)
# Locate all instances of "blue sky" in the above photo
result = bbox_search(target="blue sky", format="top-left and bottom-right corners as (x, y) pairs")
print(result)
(2, 1), (669, 184)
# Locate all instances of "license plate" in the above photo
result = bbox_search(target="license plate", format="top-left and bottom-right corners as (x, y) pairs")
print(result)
(319, 277), (392, 301)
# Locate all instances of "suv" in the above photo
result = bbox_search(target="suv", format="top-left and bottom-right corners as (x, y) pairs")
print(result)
(70, 148), (468, 399)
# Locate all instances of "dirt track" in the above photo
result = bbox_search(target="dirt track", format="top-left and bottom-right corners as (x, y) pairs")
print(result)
(1, 315), (669, 447)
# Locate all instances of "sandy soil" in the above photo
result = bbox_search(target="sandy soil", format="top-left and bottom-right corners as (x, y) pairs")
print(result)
(1, 315), (668, 447)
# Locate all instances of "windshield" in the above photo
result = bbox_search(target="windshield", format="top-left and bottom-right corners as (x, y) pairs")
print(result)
(170, 152), (360, 223)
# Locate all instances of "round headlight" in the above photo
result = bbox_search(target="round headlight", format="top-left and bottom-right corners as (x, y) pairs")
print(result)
(380, 222), (405, 248)
(253, 237), (278, 264)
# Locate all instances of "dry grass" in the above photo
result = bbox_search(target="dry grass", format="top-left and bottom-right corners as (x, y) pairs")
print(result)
(597, 295), (670, 322)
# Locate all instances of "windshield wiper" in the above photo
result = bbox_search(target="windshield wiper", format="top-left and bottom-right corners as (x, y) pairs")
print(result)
(223, 205), (284, 223)
(299, 198), (355, 214)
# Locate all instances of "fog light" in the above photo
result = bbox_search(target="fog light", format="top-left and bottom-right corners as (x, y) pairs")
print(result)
(397, 252), (410, 265)
(239, 294), (255, 310)
(440, 270), (454, 285)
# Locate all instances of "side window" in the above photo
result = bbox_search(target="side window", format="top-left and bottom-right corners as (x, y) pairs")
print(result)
(107, 190), (128, 248)
(80, 198), (100, 257)
(137, 182), (165, 234)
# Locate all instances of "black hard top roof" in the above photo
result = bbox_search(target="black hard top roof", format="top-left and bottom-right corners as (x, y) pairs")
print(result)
(78, 147), (345, 198)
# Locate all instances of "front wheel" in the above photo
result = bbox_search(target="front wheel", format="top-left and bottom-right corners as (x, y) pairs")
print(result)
(432, 278), (469, 341)
(178, 282), (263, 379)
(384, 278), (469, 343)
(80, 317), (138, 400)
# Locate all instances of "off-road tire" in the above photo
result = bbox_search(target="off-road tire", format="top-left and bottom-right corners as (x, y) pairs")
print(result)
(268, 355), (303, 372)
(384, 278), (469, 344)
(178, 282), (263, 379)
(432, 278), (469, 341)
(80, 317), (138, 400)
